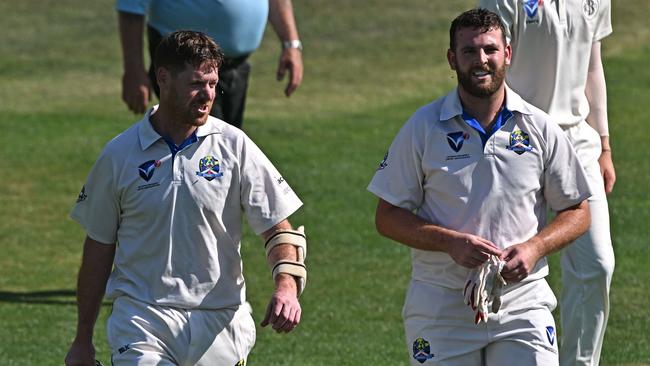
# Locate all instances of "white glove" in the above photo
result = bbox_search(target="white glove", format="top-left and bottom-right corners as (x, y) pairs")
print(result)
(463, 255), (506, 324)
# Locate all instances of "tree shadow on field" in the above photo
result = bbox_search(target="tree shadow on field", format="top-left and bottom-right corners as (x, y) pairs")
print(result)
(0, 290), (111, 306)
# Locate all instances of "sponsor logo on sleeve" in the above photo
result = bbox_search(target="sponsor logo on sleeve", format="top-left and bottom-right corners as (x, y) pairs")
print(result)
(196, 156), (224, 181)
(505, 130), (534, 155)
(377, 151), (389, 170)
(582, 0), (599, 19)
(76, 186), (87, 203)
(413, 337), (435, 363)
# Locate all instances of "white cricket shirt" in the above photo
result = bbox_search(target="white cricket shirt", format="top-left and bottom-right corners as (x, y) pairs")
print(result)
(71, 107), (302, 309)
(368, 87), (591, 289)
(479, 0), (612, 128)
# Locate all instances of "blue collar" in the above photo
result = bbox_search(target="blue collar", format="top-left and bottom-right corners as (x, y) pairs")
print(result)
(461, 107), (513, 147)
(163, 132), (198, 157)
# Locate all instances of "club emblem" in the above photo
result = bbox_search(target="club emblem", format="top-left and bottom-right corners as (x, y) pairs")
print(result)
(76, 186), (87, 203)
(546, 326), (556, 345)
(582, 0), (599, 19)
(523, 0), (543, 19)
(138, 160), (161, 181)
(377, 151), (389, 170)
(506, 130), (534, 155)
(447, 131), (470, 153)
(412, 337), (435, 363)
(197, 155), (224, 181)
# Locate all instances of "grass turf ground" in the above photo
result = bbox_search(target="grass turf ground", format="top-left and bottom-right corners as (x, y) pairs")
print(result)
(0, 0), (648, 365)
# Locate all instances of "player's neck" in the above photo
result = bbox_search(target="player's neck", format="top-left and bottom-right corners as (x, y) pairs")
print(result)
(458, 85), (506, 130)
(149, 106), (197, 145)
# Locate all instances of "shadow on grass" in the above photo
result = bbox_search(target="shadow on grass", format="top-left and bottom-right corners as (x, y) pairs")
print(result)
(0, 290), (111, 306)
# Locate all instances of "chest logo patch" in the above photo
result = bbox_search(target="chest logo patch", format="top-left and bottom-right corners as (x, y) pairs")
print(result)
(138, 160), (161, 181)
(447, 131), (469, 153)
(506, 130), (534, 155)
(412, 337), (435, 363)
(582, 0), (599, 19)
(523, 0), (543, 20)
(197, 155), (224, 181)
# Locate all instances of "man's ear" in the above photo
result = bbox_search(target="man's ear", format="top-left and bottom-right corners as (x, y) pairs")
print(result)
(156, 67), (170, 89)
(447, 49), (457, 71)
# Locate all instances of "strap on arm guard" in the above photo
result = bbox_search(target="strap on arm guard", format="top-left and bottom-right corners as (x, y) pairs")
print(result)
(264, 225), (307, 295)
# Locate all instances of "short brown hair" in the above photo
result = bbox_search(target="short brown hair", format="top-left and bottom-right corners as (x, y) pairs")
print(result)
(449, 8), (506, 51)
(154, 30), (224, 75)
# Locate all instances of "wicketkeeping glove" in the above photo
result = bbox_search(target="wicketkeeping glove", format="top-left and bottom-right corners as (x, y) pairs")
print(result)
(463, 255), (506, 324)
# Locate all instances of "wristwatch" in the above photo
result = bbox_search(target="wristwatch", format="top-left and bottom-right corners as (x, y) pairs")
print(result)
(282, 39), (303, 51)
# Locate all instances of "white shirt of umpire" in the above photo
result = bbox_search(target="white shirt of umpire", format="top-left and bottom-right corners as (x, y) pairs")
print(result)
(71, 107), (303, 309)
(367, 86), (591, 289)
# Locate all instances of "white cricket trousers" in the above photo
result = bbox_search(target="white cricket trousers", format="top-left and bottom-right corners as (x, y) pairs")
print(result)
(107, 296), (256, 366)
(403, 279), (559, 366)
(559, 121), (615, 366)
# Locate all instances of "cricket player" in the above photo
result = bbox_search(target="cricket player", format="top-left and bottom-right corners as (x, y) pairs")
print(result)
(368, 9), (591, 365)
(477, 1), (616, 364)
(64, 31), (307, 366)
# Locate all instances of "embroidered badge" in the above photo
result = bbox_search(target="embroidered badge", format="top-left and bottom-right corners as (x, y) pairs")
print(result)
(582, 0), (599, 19)
(412, 337), (435, 364)
(523, 0), (543, 21)
(377, 151), (389, 170)
(76, 186), (87, 203)
(138, 160), (161, 181)
(196, 155), (224, 181)
(447, 131), (470, 153)
(506, 130), (534, 155)
(546, 326), (556, 345)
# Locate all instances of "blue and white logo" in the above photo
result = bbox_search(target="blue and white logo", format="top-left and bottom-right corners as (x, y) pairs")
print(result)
(377, 151), (389, 170)
(197, 156), (224, 181)
(546, 326), (556, 345)
(138, 160), (160, 181)
(412, 337), (435, 363)
(447, 131), (469, 153)
(524, 0), (540, 19)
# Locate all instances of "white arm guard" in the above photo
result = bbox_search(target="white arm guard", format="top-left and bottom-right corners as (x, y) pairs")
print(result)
(265, 225), (307, 295)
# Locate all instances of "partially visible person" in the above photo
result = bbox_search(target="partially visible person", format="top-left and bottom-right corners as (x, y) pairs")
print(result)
(64, 31), (307, 366)
(478, 1), (615, 364)
(118, 0), (303, 128)
(368, 9), (592, 365)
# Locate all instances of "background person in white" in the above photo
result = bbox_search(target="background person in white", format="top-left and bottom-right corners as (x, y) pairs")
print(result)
(477, 1), (616, 364)
(368, 9), (591, 365)
(65, 31), (305, 366)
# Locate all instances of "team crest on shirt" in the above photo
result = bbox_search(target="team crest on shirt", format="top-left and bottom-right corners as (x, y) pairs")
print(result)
(446, 131), (470, 153)
(234, 360), (246, 366)
(582, 0), (599, 19)
(546, 326), (556, 345)
(196, 155), (224, 181)
(412, 337), (435, 363)
(76, 185), (87, 203)
(506, 130), (534, 155)
(138, 160), (161, 181)
(377, 151), (389, 170)
(523, 0), (543, 22)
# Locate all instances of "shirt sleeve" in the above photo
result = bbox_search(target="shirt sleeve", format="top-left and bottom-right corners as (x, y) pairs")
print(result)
(367, 115), (425, 211)
(239, 135), (303, 235)
(70, 151), (121, 244)
(478, 0), (517, 43)
(593, 0), (612, 41)
(116, 0), (149, 15)
(542, 123), (592, 211)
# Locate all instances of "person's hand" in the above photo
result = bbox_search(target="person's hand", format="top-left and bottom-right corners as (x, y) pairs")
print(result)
(500, 242), (541, 283)
(276, 48), (303, 97)
(122, 67), (151, 114)
(64, 339), (96, 366)
(599, 150), (616, 194)
(446, 234), (502, 268)
(261, 274), (301, 333)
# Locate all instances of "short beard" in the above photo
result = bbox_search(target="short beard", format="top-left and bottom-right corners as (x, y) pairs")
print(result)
(456, 63), (506, 98)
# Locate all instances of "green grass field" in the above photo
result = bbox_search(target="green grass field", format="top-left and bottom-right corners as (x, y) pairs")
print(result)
(1, 0), (649, 365)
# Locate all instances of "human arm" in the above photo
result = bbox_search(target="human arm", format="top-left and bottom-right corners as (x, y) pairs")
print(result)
(268, 0), (303, 97)
(118, 11), (151, 114)
(375, 199), (502, 268)
(260, 219), (303, 333)
(65, 236), (116, 366)
(500, 200), (590, 282)
(585, 41), (616, 194)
